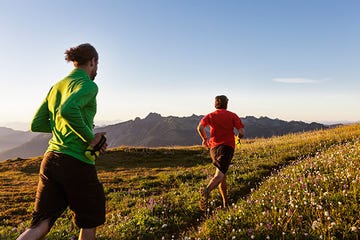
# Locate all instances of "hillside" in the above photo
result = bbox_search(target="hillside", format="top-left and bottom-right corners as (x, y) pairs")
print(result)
(0, 113), (329, 162)
(0, 133), (51, 161)
(1, 123), (359, 239)
(0, 127), (38, 152)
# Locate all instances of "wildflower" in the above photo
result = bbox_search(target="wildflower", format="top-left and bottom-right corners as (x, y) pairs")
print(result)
(149, 197), (155, 211)
(312, 220), (320, 230)
(328, 222), (336, 230)
(266, 223), (272, 230)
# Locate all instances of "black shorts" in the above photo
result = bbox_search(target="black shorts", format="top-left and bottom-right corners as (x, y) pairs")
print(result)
(210, 145), (234, 174)
(31, 152), (105, 229)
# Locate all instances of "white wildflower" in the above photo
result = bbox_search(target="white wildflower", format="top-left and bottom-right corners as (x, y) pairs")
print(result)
(312, 220), (320, 230)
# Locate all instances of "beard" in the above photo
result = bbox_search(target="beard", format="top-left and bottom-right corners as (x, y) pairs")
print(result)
(90, 70), (97, 80)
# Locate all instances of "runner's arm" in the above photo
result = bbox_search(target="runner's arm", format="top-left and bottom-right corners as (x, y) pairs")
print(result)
(233, 114), (244, 139)
(30, 98), (51, 133)
(197, 123), (210, 149)
(236, 127), (245, 139)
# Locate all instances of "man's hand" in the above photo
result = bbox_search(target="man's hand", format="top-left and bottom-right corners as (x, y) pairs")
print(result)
(90, 132), (107, 154)
(202, 139), (210, 150)
(237, 128), (244, 139)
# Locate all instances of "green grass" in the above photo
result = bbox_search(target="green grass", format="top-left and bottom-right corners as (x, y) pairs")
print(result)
(192, 137), (360, 239)
(1, 124), (359, 239)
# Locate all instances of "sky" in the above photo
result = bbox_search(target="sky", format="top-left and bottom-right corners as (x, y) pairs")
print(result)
(0, 0), (359, 130)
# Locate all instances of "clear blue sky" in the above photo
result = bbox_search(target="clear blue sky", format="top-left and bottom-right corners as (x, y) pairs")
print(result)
(1, 0), (359, 130)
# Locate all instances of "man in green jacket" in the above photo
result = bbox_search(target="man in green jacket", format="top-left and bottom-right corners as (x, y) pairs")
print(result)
(17, 43), (107, 240)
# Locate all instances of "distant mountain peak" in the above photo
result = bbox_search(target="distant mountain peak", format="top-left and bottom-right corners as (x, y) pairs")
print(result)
(145, 112), (162, 121)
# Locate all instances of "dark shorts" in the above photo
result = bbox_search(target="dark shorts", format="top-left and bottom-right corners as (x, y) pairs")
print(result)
(210, 145), (234, 174)
(31, 152), (105, 229)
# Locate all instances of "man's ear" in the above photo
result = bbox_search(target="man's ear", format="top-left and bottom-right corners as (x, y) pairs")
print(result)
(90, 57), (97, 67)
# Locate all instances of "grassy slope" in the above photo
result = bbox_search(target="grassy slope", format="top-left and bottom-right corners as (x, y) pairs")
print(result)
(0, 124), (359, 239)
(194, 130), (360, 239)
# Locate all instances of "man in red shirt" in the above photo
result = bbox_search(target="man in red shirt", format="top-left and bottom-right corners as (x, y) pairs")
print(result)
(197, 95), (244, 211)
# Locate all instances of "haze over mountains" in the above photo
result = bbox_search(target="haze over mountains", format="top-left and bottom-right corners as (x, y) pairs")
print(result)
(0, 113), (330, 162)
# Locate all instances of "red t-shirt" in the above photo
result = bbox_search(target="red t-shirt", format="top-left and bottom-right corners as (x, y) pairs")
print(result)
(200, 109), (244, 149)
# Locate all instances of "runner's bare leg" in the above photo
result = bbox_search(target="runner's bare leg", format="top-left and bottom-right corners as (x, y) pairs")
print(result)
(207, 168), (225, 192)
(79, 228), (96, 240)
(218, 175), (228, 208)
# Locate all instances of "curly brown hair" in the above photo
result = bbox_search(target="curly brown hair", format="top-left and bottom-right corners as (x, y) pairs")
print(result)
(65, 43), (98, 67)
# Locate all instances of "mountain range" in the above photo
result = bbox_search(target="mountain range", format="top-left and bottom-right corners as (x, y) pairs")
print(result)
(0, 113), (329, 162)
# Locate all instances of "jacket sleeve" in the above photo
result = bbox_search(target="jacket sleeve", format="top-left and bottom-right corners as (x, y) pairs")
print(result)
(30, 96), (52, 133)
(59, 82), (98, 143)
